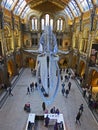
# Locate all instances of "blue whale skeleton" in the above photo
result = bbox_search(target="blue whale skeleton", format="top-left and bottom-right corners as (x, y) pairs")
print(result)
(36, 26), (60, 105)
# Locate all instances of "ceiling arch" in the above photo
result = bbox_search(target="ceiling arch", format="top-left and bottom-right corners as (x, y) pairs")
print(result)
(0, 0), (97, 20)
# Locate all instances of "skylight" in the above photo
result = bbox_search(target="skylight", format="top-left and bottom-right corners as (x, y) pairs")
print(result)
(77, 0), (93, 12)
(21, 6), (30, 18)
(64, 7), (74, 20)
(14, 0), (26, 15)
(1, 0), (17, 10)
(69, 0), (81, 17)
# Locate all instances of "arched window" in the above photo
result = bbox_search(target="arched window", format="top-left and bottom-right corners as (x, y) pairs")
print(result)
(45, 14), (49, 26)
(41, 19), (45, 30)
(32, 17), (38, 31)
(57, 18), (63, 31)
(41, 14), (53, 30)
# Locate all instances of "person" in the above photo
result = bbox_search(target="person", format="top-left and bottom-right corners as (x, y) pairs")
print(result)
(9, 87), (13, 96)
(54, 121), (58, 130)
(42, 102), (46, 111)
(45, 108), (48, 114)
(50, 106), (55, 113)
(27, 87), (30, 94)
(55, 108), (60, 115)
(83, 88), (86, 98)
(28, 121), (32, 129)
(65, 89), (69, 98)
(35, 82), (37, 89)
(30, 83), (33, 92)
(79, 104), (84, 114)
(61, 87), (65, 96)
(76, 111), (81, 125)
(88, 93), (92, 102)
(68, 81), (71, 91)
(24, 103), (31, 112)
(32, 82), (34, 91)
(61, 82), (65, 89)
(45, 115), (50, 127)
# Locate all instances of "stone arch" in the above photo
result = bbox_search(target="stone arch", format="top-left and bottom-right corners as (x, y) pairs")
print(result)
(55, 15), (66, 31)
(14, 27), (19, 36)
(24, 56), (36, 69)
(4, 24), (12, 51)
(88, 69), (98, 100)
(59, 57), (69, 68)
(4, 24), (11, 37)
(40, 12), (54, 19)
(27, 11), (41, 21)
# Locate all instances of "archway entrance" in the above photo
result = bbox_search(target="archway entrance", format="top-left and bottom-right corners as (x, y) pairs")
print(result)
(90, 70), (98, 101)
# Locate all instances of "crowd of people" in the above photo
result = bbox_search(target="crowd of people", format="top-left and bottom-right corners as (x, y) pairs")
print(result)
(61, 68), (72, 98)
(26, 82), (37, 95)
(60, 68), (85, 126)
(44, 106), (63, 130)
(24, 67), (98, 128)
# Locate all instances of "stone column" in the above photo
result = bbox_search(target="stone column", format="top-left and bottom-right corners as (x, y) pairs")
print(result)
(18, 18), (23, 66)
(90, 7), (95, 31)
(83, 32), (94, 87)
(79, 13), (83, 32)
(0, 7), (10, 86)
(11, 12), (18, 75)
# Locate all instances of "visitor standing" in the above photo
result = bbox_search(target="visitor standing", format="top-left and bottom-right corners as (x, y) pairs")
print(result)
(42, 102), (46, 111)
(61, 87), (65, 96)
(65, 89), (69, 98)
(68, 81), (71, 91)
(45, 115), (50, 127)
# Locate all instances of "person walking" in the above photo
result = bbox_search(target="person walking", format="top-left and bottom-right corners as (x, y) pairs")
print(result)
(79, 104), (84, 114)
(75, 111), (82, 125)
(61, 87), (65, 96)
(27, 87), (30, 94)
(61, 82), (65, 89)
(9, 87), (13, 96)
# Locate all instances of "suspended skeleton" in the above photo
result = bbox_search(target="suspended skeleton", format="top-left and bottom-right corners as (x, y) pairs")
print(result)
(36, 26), (60, 105)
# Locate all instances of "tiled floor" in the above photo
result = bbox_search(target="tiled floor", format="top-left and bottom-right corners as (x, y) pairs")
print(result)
(0, 68), (98, 130)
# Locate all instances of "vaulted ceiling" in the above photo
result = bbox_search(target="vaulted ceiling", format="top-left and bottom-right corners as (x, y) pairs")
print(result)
(27, 0), (69, 10)
(1, 0), (97, 20)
